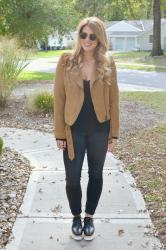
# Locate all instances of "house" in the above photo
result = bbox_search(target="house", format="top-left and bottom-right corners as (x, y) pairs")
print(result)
(106, 19), (166, 51)
(40, 31), (76, 50)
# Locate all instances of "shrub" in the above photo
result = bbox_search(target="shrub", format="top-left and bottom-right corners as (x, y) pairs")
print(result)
(0, 137), (3, 156)
(28, 90), (54, 113)
(0, 36), (29, 107)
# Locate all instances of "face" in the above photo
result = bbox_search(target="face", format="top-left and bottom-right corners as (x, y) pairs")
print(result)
(79, 25), (98, 53)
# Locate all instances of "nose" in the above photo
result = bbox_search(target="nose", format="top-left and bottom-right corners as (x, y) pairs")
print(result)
(85, 35), (91, 41)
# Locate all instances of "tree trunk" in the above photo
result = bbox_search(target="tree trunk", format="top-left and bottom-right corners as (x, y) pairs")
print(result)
(151, 0), (163, 56)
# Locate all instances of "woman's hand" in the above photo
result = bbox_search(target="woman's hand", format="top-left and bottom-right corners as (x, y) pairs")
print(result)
(107, 138), (118, 152)
(56, 140), (67, 150)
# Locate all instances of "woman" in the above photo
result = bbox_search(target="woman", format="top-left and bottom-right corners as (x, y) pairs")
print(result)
(54, 16), (119, 241)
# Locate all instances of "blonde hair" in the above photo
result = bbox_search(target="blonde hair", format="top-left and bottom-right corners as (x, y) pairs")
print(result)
(65, 16), (112, 85)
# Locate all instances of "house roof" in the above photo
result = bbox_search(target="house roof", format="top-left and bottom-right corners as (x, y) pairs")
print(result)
(106, 18), (166, 33)
(106, 20), (142, 34)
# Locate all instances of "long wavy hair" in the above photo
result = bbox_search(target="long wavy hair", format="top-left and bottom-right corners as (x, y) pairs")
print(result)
(66, 16), (112, 85)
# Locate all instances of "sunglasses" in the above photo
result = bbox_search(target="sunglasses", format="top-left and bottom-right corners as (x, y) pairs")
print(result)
(79, 32), (97, 41)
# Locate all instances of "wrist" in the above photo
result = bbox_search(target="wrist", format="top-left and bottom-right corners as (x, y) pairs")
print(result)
(111, 138), (119, 144)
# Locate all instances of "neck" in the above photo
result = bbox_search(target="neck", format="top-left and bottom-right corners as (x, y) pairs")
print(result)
(83, 51), (94, 61)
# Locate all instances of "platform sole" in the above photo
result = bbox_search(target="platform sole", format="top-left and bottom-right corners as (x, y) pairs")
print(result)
(71, 232), (83, 241)
(83, 232), (95, 241)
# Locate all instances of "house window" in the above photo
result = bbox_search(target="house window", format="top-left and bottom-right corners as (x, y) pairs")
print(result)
(149, 35), (153, 43)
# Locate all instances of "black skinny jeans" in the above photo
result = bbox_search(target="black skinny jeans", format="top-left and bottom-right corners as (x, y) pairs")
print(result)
(63, 123), (110, 216)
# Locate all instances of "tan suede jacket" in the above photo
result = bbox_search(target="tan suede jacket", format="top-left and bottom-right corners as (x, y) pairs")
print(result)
(53, 52), (120, 161)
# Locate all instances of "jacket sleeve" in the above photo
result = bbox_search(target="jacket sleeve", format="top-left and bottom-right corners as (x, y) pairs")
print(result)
(53, 54), (66, 140)
(108, 57), (120, 143)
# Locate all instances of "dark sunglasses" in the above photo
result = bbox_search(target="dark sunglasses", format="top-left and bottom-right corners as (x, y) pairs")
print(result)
(79, 32), (97, 41)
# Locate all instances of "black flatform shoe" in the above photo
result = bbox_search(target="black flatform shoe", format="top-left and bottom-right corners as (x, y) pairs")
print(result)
(71, 215), (83, 241)
(83, 217), (95, 241)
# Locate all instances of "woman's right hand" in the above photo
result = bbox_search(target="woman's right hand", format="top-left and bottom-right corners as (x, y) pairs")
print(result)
(56, 140), (67, 150)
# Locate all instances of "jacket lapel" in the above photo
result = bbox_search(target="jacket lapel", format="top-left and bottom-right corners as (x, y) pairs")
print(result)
(68, 65), (99, 89)
(90, 67), (98, 90)
(69, 66), (83, 88)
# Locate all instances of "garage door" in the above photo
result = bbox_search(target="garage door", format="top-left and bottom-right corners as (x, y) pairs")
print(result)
(126, 38), (135, 51)
(115, 38), (125, 51)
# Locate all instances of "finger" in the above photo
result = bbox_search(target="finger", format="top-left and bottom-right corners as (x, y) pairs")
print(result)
(57, 142), (63, 150)
(108, 143), (114, 151)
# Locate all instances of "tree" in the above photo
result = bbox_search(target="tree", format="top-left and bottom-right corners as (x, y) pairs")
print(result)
(161, 0), (166, 17)
(0, 0), (80, 47)
(74, 0), (157, 21)
(151, 0), (164, 56)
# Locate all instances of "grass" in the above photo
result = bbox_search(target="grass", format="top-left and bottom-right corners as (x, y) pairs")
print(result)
(144, 194), (161, 202)
(113, 51), (166, 69)
(142, 179), (162, 189)
(117, 64), (166, 72)
(30, 50), (72, 58)
(120, 91), (166, 113)
(113, 51), (150, 58)
(18, 71), (54, 81)
(0, 137), (3, 156)
(125, 163), (137, 173)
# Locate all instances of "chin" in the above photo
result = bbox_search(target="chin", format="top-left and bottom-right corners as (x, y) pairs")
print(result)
(82, 46), (95, 52)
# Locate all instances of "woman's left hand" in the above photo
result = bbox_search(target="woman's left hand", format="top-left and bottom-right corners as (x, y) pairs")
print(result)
(107, 139), (118, 152)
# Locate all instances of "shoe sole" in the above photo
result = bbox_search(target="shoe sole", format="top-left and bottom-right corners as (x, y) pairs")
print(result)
(83, 232), (95, 241)
(71, 232), (83, 241)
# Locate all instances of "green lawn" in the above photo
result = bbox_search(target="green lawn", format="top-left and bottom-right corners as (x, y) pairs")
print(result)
(120, 91), (166, 113)
(112, 51), (150, 58)
(117, 64), (166, 72)
(30, 50), (73, 58)
(18, 71), (54, 81)
(113, 51), (166, 67)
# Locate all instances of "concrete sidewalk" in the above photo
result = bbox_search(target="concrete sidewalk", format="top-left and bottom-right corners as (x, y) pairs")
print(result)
(0, 127), (162, 250)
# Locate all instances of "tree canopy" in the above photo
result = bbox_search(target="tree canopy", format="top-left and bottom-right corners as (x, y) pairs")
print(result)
(0, 0), (80, 47)
(74, 0), (166, 20)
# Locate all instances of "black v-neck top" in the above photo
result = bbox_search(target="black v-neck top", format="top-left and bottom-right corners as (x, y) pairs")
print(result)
(71, 80), (110, 135)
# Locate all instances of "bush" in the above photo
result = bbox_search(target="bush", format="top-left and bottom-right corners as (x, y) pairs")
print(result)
(0, 137), (4, 156)
(0, 36), (29, 107)
(28, 90), (54, 113)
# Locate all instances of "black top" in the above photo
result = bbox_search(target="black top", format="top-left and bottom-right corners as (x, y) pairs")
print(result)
(71, 79), (110, 135)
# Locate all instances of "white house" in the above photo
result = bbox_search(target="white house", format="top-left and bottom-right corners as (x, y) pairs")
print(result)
(106, 19), (166, 51)
(46, 31), (76, 50)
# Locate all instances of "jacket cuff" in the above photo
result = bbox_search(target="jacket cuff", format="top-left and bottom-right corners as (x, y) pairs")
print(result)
(108, 137), (119, 144)
(56, 138), (67, 141)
